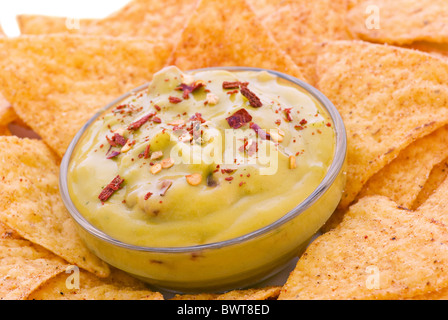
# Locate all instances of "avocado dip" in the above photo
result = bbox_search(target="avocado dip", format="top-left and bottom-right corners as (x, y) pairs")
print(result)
(67, 66), (335, 248)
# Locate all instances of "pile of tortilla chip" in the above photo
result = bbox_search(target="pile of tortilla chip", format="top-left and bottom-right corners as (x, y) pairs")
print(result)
(1, 0), (448, 300)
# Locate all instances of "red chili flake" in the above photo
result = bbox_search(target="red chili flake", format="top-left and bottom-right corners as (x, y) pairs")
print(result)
(222, 81), (241, 89)
(326, 122), (332, 127)
(175, 81), (205, 99)
(152, 116), (162, 123)
(113, 133), (127, 146)
(294, 125), (304, 131)
(284, 108), (293, 122)
(275, 119), (281, 125)
(225, 108), (253, 129)
(127, 113), (154, 130)
(239, 181), (246, 187)
(221, 169), (234, 174)
(106, 135), (117, 147)
(144, 192), (153, 200)
(300, 119), (308, 125)
(169, 96), (183, 104)
(226, 89), (239, 95)
(154, 105), (161, 111)
(159, 180), (173, 196)
(106, 150), (121, 159)
(249, 122), (270, 140)
(189, 112), (206, 123)
(225, 177), (234, 181)
(240, 85), (262, 108)
(98, 175), (124, 202)
(143, 144), (151, 159)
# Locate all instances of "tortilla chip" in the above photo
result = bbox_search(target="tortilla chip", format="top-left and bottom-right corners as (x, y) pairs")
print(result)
(413, 158), (448, 210)
(0, 236), (69, 300)
(171, 286), (281, 300)
(279, 195), (448, 300)
(262, 0), (352, 84)
(404, 42), (448, 62)
(168, 0), (308, 83)
(0, 136), (110, 277)
(16, 15), (96, 35)
(358, 125), (448, 209)
(17, 0), (198, 44)
(28, 267), (163, 300)
(316, 41), (448, 211)
(347, 0), (448, 45)
(246, 0), (283, 20)
(0, 35), (172, 157)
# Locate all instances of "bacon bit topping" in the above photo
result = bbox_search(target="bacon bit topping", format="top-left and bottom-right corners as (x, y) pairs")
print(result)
(249, 122), (270, 140)
(159, 180), (173, 196)
(225, 177), (234, 182)
(275, 119), (281, 125)
(175, 81), (205, 99)
(239, 181), (246, 187)
(106, 150), (121, 159)
(144, 192), (153, 200)
(169, 96), (183, 104)
(225, 108), (253, 129)
(186, 173), (202, 186)
(240, 85), (262, 108)
(154, 105), (161, 111)
(300, 119), (308, 125)
(294, 125), (304, 131)
(221, 168), (234, 174)
(127, 113), (154, 131)
(98, 175), (124, 202)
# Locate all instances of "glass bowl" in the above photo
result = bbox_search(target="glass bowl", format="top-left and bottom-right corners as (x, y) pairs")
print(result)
(59, 66), (347, 293)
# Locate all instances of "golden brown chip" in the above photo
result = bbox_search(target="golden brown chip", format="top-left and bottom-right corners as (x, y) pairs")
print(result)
(0, 35), (172, 157)
(317, 41), (448, 211)
(17, 0), (198, 44)
(262, 0), (352, 84)
(358, 125), (448, 209)
(347, 0), (448, 45)
(169, 0), (308, 83)
(171, 286), (281, 300)
(415, 173), (448, 224)
(246, 0), (283, 20)
(17, 15), (96, 35)
(279, 195), (448, 300)
(404, 42), (448, 62)
(413, 158), (448, 210)
(0, 96), (15, 126)
(27, 267), (163, 300)
(0, 237), (69, 300)
(0, 136), (110, 277)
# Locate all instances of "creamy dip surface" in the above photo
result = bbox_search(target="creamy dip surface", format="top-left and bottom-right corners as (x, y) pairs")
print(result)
(67, 66), (335, 247)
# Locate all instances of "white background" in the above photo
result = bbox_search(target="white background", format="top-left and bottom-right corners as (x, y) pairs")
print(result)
(0, 0), (131, 37)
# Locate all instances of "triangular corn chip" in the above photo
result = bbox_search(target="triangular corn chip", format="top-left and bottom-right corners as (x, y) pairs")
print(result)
(28, 267), (163, 300)
(358, 125), (448, 208)
(171, 286), (280, 300)
(0, 223), (69, 300)
(262, 0), (352, 84)
(316, 41), (448, 210)
(0, 136), (110, 277)
(0, 35), (172, 157)
(168, 0), (308, 83)
(413, 158), (448, 210)
(347, 0), (448, 45)
(17, 0), (198, 44)
(279, 195), (448, 300)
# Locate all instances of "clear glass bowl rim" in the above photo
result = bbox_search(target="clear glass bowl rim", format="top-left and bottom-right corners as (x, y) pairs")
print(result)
(59, 66), (347, 253)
